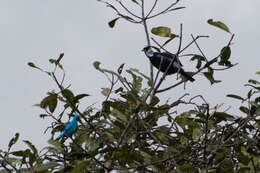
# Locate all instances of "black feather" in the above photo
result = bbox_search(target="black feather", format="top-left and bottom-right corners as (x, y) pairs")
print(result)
(143, 46), (195, 82)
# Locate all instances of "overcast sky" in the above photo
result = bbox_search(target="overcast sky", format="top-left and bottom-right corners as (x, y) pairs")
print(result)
(1, 0), (259, 150)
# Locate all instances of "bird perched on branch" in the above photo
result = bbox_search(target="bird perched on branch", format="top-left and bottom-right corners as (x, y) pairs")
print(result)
(56, 114), (80, 140)
(142, 46), (195, 82)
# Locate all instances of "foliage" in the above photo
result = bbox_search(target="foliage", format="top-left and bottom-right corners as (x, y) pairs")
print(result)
(1, 0), (260, 173)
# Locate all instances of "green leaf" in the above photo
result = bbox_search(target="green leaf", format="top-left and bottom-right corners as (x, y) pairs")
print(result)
(39, 114), (48, 119)
(27, 62), (42, 71)
(35, 161), (60, 171)
(93, 61), (102, 71)
(180, 163), (193, 172)
(126, 69), (143, 92)
(128, 68), (152, 87)
(8, 133), (19, 150)
(239, 106), (249, 115)
(93, 61), (119, 77)
(27, 62), (37, 68)
(108, 17), (120, 28)
(256, 71), (260, 75)
(112, 108), (128, 122)
(56, 53), (64, 65)
(47, 139), (63, 153)
(151, 26), (176, 38)
(226, 94), (244, 101)
(101, 88), (111, 97)
(150, 95), (160, 106)
(11, 149), (31, 157)
(140, 151), (152, 164)
(115, 87), (124, 94)
(191, 55), (206, 69)
(215, 112), (234, 120)
(238, 153), (250, 165)
(117, 63), (125, 74)
(214, 148), (228, 164)
(71, 160), (90, 173)
(255, 97), (260, 103)
(85, 138), (100, 152)
(220, 46), (231, 61)
(49, 59), (56, 64)
(218, 158), (233, 171)
(23, 140), (38, 155)
(248, 79), (260, 85)
(219, 46), (231, 66)
(203, 72), (221, 85)
(192, 128), (202, 140)
(214, 112), (234, 124)
(48, 95), (58, 113)
(131, 0), (139, 4)
(73, 94), (90, 103)
(40, 94), (58, 113)
(154, 131), (168, 143)
(62, 89), (74, 102)
(247, 89), (253, 99)
(207, 19), (230, 33)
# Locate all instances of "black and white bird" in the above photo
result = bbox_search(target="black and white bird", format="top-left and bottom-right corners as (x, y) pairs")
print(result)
(142, 46), (195, 82)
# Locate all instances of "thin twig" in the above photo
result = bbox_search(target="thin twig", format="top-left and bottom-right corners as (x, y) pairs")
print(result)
(116, 0), (142, 19)
(141, 0), (154, 84)
(147, 0), (180, 19)
(191, 34), (208, 62)
(251, 157), (257, 173)
(0, 154), (20, 173)
(211, 63), (238, 71)
(180, 35), (209, 54)
(203, 103), (210, 168)
(146, 0), (159, 18)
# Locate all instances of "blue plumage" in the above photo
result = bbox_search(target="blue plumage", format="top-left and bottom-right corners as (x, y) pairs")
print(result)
(55, 114), (80, 140)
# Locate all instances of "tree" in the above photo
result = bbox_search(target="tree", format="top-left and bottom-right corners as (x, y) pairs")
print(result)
(1, 0), (260, 172)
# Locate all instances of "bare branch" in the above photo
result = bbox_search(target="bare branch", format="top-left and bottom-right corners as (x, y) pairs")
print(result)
(191, 34), (208, 62)
(116, 0), (142, 19)
(146, 0), (159, 18)
(141, 0), (154, 83)
(147, 0), (180, 19)
(180, 35), (209, 54)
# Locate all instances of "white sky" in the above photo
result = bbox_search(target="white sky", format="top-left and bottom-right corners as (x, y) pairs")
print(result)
(1, 0), (260, 150)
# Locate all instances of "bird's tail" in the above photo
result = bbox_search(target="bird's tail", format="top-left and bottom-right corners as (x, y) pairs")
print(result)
(55, 132), (65, 140)
(180, 69), (195, 82)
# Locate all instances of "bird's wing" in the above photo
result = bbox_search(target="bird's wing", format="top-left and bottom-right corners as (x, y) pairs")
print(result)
(65, 121), (74, 131)
(160, 52), (183, 66)
(66, 120), (78, 135)
(160, 52), (174, 59)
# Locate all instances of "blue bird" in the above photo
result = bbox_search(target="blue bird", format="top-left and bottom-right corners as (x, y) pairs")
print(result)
(56, 114), (80, 140)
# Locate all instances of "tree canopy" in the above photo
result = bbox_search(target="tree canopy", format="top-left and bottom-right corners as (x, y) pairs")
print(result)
(1, 0), (260, 173)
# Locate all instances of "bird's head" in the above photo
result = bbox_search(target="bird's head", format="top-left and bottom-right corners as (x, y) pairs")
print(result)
(142, 46), (154, 57)
(142, 46), (151, 52)
(74, 114), (80, 120)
